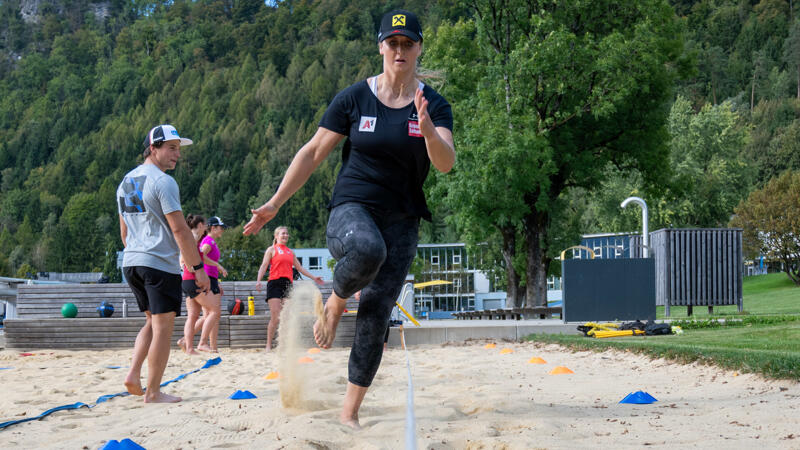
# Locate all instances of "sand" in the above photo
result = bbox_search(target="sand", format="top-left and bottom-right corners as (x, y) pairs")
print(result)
(0, 340), (798, 449)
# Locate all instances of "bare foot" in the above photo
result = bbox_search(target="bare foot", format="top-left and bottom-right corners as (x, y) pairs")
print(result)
(124, 372), (144, 396)
(339, 415), (361, 430)
(144, 391), (182, 403)
(313, 304), (344, 349)
(178, 338), (199, 355)
(197, 343), (213, 353)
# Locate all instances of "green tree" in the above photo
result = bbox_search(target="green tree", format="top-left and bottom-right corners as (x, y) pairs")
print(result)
(426, 0), (687, 307)
(730, 170), (800, 285)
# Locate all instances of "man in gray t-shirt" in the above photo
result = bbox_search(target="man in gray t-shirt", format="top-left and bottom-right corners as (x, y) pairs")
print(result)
(117, 124), (209, 404)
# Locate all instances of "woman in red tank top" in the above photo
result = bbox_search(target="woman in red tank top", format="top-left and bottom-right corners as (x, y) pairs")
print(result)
(256, 226), (324, 351)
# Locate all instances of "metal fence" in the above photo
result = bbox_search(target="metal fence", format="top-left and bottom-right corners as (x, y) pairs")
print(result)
(649, 228), (743, 315)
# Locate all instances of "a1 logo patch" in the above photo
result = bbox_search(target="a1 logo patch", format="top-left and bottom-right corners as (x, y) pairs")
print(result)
(359, 116), (377, 132)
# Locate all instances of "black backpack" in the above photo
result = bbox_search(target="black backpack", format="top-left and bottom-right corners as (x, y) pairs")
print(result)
(644, 320), (672, 335)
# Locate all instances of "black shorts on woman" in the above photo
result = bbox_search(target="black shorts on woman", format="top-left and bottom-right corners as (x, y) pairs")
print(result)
(319, 79), (453, 388)
(266, 277), (291, 300)
(181, 276), (219, 298)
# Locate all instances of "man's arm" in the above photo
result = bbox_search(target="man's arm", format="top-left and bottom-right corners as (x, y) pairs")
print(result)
(165, 211), (209, 291)
(119, 214), (128, 248)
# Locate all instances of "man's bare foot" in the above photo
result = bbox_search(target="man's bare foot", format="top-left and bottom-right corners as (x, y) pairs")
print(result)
(144, 391), (182, 403)
(314, 304), (344, 349)
(124, 373), (144, 396)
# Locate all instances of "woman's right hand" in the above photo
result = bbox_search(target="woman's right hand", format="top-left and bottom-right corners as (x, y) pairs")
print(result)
(255, 281), (262, 292)
(244, 202), (279, 236)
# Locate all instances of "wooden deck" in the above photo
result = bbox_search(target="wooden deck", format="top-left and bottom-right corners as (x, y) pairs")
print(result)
(5, 282), (358, 350)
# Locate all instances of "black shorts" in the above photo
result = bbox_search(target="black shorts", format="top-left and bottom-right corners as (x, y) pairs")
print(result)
(208, 277), (220, 295)
(266, 277), (292, 300)
(181, 277), (220, 297)
(124, 266), (182, 316)
(182, 280), (201, 298)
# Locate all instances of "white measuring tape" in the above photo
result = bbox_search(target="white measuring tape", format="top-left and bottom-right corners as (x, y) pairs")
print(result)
(399, 327), (417, 450)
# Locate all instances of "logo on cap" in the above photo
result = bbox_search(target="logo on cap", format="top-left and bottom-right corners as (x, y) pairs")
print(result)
(393, 14), (406, 26)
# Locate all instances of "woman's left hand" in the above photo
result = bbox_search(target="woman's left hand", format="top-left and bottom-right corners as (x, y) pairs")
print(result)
(221, 267), (228, 277)
(414, 87), (436, 138)
(314, 276), (324, 286)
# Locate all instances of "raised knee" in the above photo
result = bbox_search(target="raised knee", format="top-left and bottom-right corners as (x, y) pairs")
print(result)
(351, 239), (387, 271)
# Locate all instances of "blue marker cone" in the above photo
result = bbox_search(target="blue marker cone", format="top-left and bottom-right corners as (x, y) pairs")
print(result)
(619, 390), (658, 404)
(100, 438), (146, 450)
(229, 390), (257, 400)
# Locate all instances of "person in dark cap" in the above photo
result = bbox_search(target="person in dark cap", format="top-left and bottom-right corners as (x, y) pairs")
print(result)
(244, 9), (454, 428)
(118, 124), (209, 403)
(194, 215), (228, 352)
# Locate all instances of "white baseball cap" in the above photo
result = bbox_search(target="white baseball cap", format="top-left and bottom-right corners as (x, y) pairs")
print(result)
(142, 124), (193, 148)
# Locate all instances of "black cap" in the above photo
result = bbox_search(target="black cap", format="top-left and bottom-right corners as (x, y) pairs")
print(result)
(207, 216), (227, 228)
(377, 9), (422, 42)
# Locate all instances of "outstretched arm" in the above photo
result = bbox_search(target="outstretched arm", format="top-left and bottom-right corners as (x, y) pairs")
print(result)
(293, 255), (324, 285)
(243, 127), (345, 235)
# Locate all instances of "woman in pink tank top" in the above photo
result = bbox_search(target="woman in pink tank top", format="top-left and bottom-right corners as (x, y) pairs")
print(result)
(177, 214), (216, 355)
(191, 216), (228, 352)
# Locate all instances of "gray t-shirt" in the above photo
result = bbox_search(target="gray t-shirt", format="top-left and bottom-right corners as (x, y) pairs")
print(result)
(117, 163), (182, 274)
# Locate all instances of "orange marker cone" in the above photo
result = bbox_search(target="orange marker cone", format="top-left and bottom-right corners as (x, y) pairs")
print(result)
(264, 371), (280, 380)
(549, 366), (574, 375)
(528, 357), (547, 364)
(500, 348), (514, 354)
(484, 343), (497, 349)
(298, 356), (314, 364)
(307, 348), (321, 354)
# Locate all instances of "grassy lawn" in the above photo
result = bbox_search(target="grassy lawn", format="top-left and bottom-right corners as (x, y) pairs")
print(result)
(527, 320), (800, 380)
(528, 273), (800, 380)
(657, 272), (800, 318)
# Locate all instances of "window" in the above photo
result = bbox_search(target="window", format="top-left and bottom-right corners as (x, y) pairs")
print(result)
(297, 257), (303, 266)
(615, 246), (623, 258)
(431, 253), (439, 265)
(453, 252), (461, 265)
(309, 256), (322, 270)
(593, 246), (602, 259)
(453, 278), (461, 288)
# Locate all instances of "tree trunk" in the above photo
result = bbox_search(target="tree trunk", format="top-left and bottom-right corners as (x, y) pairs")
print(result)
(524, 210), (549, 308)
(796, 63), (799, 100)
(499, 226), (523, 308)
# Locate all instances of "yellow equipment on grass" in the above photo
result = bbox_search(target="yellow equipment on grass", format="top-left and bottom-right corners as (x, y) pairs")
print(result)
(593, 329), (645, 338)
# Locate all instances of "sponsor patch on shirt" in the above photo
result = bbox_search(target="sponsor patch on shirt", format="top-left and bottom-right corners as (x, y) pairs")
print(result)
(408, 121), (422, 137)
(359, 116), (377, 132)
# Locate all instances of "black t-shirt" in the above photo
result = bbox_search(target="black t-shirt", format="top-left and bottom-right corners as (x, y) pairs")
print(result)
(319, 79), (453, 221)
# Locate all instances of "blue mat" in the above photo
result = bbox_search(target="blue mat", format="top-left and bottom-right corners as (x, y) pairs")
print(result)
(0, 357), (222, 430)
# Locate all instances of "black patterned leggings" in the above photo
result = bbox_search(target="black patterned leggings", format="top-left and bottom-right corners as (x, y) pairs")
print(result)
(326, 202), (419, 387)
